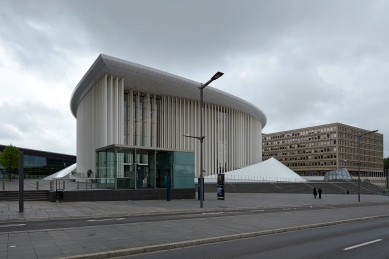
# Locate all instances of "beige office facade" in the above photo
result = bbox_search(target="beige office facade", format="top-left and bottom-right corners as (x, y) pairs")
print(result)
(262, 123), (384, 178)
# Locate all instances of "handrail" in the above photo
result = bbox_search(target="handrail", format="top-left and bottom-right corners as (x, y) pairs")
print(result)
(270, 182), (282, 193)
(225, 180), (236, 193)
(329, 182), (347, 192)
(349, 181), (373, 193)
(366, 179), (388, 189)
(220, 174), (306, 183)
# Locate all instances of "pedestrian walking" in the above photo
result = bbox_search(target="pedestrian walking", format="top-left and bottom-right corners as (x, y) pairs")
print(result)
(318, 187), (322, 199)
(313, 187), (317, 198)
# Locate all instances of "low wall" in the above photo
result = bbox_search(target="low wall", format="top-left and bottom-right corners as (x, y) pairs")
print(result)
(196, 182), (388, 195)
(49, 188), (195, 202)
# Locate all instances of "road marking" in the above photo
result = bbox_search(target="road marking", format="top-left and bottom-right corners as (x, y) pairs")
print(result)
(87, 218), (125, 222)
(0, 224), (26, 228)
(249, 210), (265, 212)
(283, 208), (296, 210)
(344, 239), (382, 250)
(201, 212), (224, 215)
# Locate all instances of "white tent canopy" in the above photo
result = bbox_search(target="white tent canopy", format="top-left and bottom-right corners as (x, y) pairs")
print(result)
(204, 157), (306, 183)
(42, 163), (77, 180)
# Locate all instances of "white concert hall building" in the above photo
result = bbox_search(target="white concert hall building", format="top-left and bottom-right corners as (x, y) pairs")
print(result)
(70, 54), (267, 190)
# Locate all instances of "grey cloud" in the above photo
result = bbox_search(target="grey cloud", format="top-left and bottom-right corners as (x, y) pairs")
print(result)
(0, 1), (92, 82)
(0, 101), (75, 154)
(0, 0), (388, 157)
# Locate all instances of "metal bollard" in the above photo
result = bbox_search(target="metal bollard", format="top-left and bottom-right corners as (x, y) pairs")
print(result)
(63, 181), (65, 190)
(50, 181), (53, 191)
(36, 181), (39, 190)
(2, 181), (4, 191)
(90, 180), (93, 189)
(77, 181), (79, 189)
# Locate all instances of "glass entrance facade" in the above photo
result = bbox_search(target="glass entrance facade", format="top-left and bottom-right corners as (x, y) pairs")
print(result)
(96, 145), (194, 190)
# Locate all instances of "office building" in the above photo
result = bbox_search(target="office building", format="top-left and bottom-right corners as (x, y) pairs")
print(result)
(262, 123), (383, 177)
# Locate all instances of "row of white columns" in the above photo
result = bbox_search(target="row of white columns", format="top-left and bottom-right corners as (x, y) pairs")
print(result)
(77, 74), (263, 177)
(77, 74), (124, 175)
(125, 94), (262, 177)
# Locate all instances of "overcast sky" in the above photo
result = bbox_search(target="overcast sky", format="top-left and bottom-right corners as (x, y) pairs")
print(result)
(0, 0), (388, 157)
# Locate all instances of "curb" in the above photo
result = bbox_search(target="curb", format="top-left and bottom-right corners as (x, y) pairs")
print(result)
(54, 213), (389, 259)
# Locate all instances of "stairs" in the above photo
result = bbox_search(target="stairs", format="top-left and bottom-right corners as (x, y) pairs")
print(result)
(274, 183), (312, 193)
(360, 182), (389, 194)
(200, 182), (389, 195)
(200, 183), (282, 193)
(305, 182), (347, 194)
(0, 191), (49, 201)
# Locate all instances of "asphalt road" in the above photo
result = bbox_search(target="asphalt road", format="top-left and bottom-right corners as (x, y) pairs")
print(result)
(1, 201), (388, 233)
(117, 217), (389, 259)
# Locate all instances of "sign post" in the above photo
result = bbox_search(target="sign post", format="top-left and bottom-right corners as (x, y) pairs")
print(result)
(19, 151), (24, 213)
(165, 175), (171, 201)
(198, 178), (204, 201)
(217, 174), (225, 200)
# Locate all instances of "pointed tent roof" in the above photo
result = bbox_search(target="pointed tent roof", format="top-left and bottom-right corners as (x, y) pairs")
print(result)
(42, 163), (77, 180)
(205, 157), (306, 182)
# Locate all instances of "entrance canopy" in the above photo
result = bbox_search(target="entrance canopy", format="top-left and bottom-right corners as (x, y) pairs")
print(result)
(324, 168), (352, 181)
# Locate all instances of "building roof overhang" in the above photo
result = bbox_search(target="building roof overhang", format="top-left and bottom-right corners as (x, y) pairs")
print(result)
(70, 54), (267, 128)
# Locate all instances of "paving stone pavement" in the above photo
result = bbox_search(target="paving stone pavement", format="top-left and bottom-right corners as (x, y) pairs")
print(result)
(0, 193), (388, 258)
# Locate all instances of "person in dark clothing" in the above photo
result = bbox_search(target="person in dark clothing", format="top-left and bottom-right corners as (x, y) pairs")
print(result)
(87, 169), (92, 178)
(313, 187), (317, 198)
(318, 188), (322, 199)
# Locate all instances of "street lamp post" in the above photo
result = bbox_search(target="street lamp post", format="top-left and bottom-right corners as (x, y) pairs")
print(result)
(386, 169), (389, 188)
(184, 71), (224, 208)
(357, 130), (378, 202)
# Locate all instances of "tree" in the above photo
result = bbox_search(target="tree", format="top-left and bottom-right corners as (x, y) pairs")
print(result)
(0, 144), (20, 181)
(384, 157), (389, 170)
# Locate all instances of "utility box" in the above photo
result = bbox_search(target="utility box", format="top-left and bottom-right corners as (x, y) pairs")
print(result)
(56, 190), (64, 203)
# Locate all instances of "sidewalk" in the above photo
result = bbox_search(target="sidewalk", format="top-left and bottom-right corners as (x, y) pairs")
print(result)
(0, 193), (388, 259)
(0, 192), (388, 222)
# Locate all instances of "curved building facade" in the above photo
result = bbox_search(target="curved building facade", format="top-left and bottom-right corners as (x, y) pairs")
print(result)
(71, 54), (267, 180)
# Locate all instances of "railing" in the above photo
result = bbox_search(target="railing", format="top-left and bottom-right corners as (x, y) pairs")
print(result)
(270, 182), (282, 193)
(349, 177), (388, 188)
(365, 178), (387, 188)
(71, 171), (82, 178)
(203, 174), (306, 183)
(225, 180), (236, 193)
(0, 173), (47, 180)
(57, 176), (197, 190)
(376, 191), (389, 196)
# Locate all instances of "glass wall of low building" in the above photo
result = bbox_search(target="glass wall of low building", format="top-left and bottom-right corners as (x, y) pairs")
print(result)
(0, 152), (76, 179)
